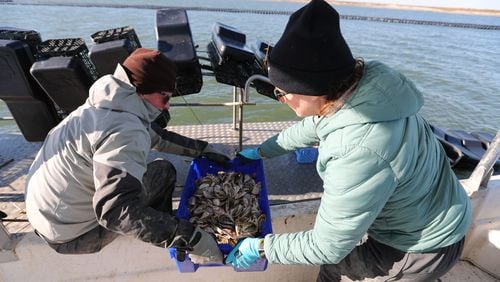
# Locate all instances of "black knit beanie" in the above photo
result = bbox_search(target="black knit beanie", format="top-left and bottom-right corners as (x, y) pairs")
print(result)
(122, 48), (177, 94)
(268, 0), (355, 96)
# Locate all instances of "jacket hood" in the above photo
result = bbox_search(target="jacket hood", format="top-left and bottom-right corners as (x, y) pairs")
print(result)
(88, 64), (161, 123)
(316, 61), (424, 136)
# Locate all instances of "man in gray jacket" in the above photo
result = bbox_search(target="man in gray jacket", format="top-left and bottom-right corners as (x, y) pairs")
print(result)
(25, 48), (225, 263)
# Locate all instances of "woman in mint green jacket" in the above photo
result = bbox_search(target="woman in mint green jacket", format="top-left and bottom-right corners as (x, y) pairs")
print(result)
(226, 1), (471, 281)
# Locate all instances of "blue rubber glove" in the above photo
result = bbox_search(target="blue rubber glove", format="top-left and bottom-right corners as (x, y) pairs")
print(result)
(237, 148), (261, 161)
(225, 238), (262, 269)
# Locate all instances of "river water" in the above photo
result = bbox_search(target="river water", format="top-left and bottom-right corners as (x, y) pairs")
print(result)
(1, 0), (499, 135)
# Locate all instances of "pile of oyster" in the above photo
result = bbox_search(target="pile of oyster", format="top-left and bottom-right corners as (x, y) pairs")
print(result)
(188, 171), (266, 246)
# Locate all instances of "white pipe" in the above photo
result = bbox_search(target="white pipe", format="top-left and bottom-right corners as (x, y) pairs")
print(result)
(463, 130), (500, 195)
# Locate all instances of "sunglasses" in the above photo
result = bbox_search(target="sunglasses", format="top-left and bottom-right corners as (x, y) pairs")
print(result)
(273, 88), (289, 100)
(159, 91), (172, 102)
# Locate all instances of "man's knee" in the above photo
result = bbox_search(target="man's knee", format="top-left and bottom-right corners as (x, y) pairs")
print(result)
(147, 159), (176, 178)
(143, 159), (177, 190)
(43, 226), (119, 255)
(142, 159), (176, 212)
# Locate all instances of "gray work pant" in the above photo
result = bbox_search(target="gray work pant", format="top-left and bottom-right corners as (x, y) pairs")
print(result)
(317, 236), (465, 282)
(38, 159), (176, 254)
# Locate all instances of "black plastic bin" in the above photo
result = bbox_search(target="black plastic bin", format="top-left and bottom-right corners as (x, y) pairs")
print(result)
(0, 38), (59, 141)
(0, 27), (42, 54)
(30, 38), (97, 114)
(207, 22), (265, 89)
(156, 9), (202, 96)
(89, 26), (141, 76)
(250, 40), (275, 100)
(31, 56), (94, 113)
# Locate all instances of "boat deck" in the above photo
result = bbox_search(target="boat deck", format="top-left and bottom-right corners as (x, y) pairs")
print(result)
(0, 121), (324, 234)
(0, 121), (497, 281)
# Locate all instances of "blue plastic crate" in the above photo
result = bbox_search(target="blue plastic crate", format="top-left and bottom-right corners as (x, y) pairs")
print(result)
(295, 148), (318, 164)
(169, 157), (272, 272)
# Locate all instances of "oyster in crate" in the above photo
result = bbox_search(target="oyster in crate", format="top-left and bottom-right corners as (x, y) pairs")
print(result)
(188, 171), (266, 246)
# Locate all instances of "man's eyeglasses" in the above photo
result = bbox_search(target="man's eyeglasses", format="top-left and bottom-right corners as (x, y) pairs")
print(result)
(273, 88), (289, 100)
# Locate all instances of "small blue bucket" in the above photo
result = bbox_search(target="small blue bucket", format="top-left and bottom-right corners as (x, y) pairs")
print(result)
(295, 148), (319, 164)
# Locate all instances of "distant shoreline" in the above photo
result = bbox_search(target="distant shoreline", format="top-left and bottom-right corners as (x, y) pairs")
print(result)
(271, 0), (500, 16)
(2, 1), (499, 16)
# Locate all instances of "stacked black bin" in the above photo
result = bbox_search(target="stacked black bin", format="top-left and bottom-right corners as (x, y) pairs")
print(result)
(250, 40), (275, 100)
(89, 26), (141, 77)
(156, 9), (202, 96)
(0, 28), (60, 141)
(30, 38), (97, 114)
(206, 23), (268, 92)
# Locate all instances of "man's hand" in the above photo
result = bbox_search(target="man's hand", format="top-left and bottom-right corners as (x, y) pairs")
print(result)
(225, 237), (263, 269)
(187, 227), (224, 264)
(201, 144), (230, 166)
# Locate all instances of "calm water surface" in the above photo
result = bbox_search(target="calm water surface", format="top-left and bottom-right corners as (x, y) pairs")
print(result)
(1, 0), (499, 135)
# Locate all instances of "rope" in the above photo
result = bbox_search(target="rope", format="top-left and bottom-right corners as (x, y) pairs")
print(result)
(179, 95), (204, 125)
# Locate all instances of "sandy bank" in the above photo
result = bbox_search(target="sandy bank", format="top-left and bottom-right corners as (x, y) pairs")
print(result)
(267, 0), (500, 17)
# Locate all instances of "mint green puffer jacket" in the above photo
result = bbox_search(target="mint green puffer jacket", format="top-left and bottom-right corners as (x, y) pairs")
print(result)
(261, 61), (471, 265)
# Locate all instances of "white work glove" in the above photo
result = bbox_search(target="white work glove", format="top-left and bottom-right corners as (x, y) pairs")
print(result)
(188, 226), (224, 264)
